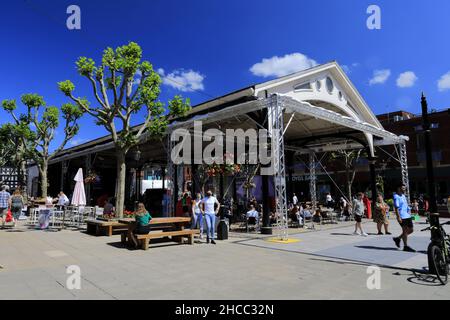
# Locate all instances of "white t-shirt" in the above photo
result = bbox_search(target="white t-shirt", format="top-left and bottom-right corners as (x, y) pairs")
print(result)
(193, 199), (202, 213)
(58, 194), (69, 206)
(326, 195), (332, 202)
(203, 196), (218, 214)
(246, 210), (259, 218)
(293, 196), (298, 205)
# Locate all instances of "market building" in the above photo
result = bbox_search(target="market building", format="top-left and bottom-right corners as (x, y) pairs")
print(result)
(34, 61), (410, 236)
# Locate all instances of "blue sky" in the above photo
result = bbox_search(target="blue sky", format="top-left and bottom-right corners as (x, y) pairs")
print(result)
(1, 0), (450, 150)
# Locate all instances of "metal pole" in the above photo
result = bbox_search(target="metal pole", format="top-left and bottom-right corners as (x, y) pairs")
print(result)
(368, 155), (378, 214)
(421, 93), (438, 214)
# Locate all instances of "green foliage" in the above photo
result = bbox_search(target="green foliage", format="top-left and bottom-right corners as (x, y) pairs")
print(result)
(58, 80), (75, 96)
(76, 57), (96, 76)
(168, 95), (191, 117)
(1, 99), (16, 112)
(42, 106), (60, 127)
(21, 93), (45, 108)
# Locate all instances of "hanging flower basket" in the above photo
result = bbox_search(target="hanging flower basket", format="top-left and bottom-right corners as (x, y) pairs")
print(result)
(84, 172), (99, 184)
(205, 154), (241, 177)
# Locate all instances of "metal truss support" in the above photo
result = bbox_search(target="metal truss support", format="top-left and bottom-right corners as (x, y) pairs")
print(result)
(166, 132), (176, 216)
(281, 96), (406, 145)
(309, 151), (317, 229)
(398, 142), (411, 203)
(268, 94), (288, 241)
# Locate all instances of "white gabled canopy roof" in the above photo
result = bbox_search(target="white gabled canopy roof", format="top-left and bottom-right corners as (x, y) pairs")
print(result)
(169, 61), (407, 157)
(50, 61), (406, 164)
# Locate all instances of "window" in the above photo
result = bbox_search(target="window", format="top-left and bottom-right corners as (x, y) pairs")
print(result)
(338, 91), (343, 100)
(393, 115), (404, 122)
(326, 77), (334, 93)
(316, 80), (322, 91)
(294, 82), (312, 91)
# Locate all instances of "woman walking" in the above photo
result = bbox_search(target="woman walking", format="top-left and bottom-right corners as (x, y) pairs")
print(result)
(373, 194), (391, 235)
(352, 192), (368, 236)
(9, 189), (24, 227)
(191, 193), (204, 239)
(202, 190), (220, 244)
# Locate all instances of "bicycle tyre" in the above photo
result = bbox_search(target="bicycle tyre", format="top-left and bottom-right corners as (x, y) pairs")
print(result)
(430, 245), (449, 285)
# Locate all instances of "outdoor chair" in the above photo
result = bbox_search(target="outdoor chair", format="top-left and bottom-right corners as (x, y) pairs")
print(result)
(289, 212), (302, 228)
(29, 207), (40, 225)
(246, 216), (259, 232)
(320, 210), (333, 224)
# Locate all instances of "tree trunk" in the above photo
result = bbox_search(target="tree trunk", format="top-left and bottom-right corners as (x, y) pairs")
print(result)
(40, 161), (48, 199)
(345, 160), (351, 202)
(115, 150), (127, 218)
(18, 160), (28, 201)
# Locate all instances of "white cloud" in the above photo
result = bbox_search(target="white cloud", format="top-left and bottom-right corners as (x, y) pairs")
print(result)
(438, 71), (450, 92)
(341, 65), (350, 74)
(341, 62), (360, 74)
(396, 71), (418, 88)
(249, 53), (318, 78)
(158, 68), (205, 92)
(369, 69), (391, 85)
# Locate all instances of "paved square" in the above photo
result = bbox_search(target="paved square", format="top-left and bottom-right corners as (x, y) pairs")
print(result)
(0, 217), (449, 300)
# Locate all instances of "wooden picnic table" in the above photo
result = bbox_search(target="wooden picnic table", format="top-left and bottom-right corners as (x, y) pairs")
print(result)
(118, 217), (198, 250)
(86, 218), (129, 236)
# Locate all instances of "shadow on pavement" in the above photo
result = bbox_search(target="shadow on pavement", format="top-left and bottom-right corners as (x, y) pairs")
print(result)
(355, 245), (401, 251)
(407, 271), (443, 287)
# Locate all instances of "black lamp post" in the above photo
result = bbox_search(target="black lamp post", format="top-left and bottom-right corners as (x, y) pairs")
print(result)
(421, 94), (439, 227)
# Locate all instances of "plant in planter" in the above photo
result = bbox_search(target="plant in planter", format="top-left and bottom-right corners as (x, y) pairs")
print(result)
(123, 210), (134, 218)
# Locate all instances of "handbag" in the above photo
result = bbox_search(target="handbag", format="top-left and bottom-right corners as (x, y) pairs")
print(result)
(5, 208), (13, 223)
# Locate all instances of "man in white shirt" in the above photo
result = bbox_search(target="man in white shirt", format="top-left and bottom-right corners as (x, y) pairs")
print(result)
(292, 193), (298, 206)
(202, 190), (220, 244)
(246, 205), (260, 231)
(56, 191), (69, 209)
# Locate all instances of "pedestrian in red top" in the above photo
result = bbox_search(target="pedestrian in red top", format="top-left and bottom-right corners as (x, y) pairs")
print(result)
(363, 193), (372, 219)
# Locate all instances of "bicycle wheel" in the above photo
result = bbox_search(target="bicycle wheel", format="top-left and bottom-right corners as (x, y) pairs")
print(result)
(430, 245), (449, 285)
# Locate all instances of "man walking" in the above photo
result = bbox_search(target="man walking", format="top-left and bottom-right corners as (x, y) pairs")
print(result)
(352, 192), (368, 236)
(0, 185), (11, 228)
(393, 185), (416, 252)
(202, 190), (220, 244)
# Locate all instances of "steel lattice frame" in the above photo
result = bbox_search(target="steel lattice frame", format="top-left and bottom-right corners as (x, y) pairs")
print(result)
(268, 94), (289, 241)
(309, 151), (317, 221)
(162, 95), (410, 235)
(166, 132), (176, 216)
(398, 142), (411, 203)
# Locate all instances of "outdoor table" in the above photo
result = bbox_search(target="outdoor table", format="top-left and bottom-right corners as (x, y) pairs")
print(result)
(118, 217), (192, 247)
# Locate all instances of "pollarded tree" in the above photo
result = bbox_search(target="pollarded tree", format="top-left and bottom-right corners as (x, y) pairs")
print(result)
(2, 94), (82, 198)
(58, 42), (190, 217)
(0, 123), (32, 192)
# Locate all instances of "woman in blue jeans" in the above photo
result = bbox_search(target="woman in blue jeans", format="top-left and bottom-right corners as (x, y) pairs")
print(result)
(202, 190), (220, 244)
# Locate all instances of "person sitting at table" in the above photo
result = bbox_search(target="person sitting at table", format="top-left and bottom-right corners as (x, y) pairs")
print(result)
(130, 202), (152, 247)
(55, 191), (69, 210)
(103, 198), (115, 219)
(312, 209), (321, 223)
(246, 205), (260, 230)
(300, 204), (312, 219)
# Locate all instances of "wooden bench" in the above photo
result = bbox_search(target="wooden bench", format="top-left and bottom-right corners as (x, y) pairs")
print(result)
(86, 219), (128, 236)
(123, 229), (199, 250)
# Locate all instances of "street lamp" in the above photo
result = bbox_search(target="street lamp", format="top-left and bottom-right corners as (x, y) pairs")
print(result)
(421, 94), (438, 216)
